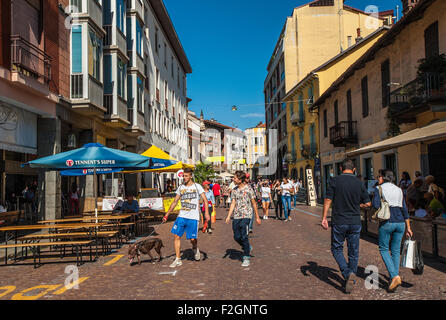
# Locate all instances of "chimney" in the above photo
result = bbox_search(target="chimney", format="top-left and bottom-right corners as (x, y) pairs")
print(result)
(401, 0), (419, 16)
(355, 28), (363, 43)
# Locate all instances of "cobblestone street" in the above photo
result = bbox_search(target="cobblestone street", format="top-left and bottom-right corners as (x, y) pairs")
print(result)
(0, 205), (445, 300)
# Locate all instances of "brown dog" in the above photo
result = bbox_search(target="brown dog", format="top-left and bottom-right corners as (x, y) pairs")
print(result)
(128, 237), (164, 265)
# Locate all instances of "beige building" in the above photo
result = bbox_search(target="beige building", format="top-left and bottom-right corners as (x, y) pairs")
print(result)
(312, 0), (446, 197)
(264, 0), (391, 178)
(245, 122), (267, 180)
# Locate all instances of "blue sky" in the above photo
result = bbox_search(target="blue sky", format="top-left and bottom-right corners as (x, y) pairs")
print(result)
(164, 0), (402, 130)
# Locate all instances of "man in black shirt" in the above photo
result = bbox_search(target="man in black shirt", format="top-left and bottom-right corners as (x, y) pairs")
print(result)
(321, 159), (371, 294)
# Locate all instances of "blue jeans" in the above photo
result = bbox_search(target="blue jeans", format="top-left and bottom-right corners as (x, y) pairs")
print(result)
(232, 218), (251, 259)
(331, 224), (362, 280)
(282, 195), (292, 219)
(293, 194), (298, 207)
(249, 215), (254, 231)
(379, 222), (406, 279)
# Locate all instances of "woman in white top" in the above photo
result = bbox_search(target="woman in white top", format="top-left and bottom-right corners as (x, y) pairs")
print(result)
(280, 177), (293, 222)
(261, 181), (272, 220)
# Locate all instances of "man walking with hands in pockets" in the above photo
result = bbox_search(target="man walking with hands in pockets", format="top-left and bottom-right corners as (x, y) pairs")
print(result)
(321, 159), (371, 293)
(163, 168), (210, 268)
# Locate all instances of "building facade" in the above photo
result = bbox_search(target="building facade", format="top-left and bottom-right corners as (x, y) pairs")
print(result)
(312, 0), (446, 198)
(0, 0), (73, 220)
(68, 0), (191, 195)
(264, 0), (388, 178)
(284, 26), (388, 199)
(245, 122), (267, 180)
(0, 0), (191, 219)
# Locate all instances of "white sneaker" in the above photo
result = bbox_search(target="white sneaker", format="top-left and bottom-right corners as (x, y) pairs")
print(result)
(288, 217), (292, 221)
(169, 257), (182, 268)
(241, 258), (250, 267)
(194, 248), (201, 261)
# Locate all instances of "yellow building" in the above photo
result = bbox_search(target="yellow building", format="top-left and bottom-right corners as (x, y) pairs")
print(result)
(312, 0), (446, 198)
(264, 0), (391, 178)
(283, 27), (388, 196)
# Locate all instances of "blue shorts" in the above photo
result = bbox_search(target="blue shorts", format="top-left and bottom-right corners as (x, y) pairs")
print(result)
(262, 197), (270, 203)
(171, 217), (199, 240)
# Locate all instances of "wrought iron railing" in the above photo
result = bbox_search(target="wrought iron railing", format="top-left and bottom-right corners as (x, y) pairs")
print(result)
(10, 35), (51, 83)
(103, 25), (112, 46)
(71, 74), (83, 99)
(390, 73), (446, 113)
(104, 94), (113, 114)
(329, 121), (358, 146)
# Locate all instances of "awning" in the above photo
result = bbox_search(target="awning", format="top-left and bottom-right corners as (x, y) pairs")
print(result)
(124, 145), (194, 173)
(346, 121), (446, 157)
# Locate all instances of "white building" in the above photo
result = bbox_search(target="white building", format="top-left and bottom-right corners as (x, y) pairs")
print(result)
(245, 122), (267, 180)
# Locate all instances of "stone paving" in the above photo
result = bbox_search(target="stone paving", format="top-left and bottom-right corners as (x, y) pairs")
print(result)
(0, 205), (445, 300)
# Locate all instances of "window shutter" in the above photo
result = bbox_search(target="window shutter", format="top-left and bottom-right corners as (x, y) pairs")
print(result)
(72, 26), (82, 73)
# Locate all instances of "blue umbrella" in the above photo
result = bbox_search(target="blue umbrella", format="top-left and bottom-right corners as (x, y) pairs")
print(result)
(22, 143), (176, 170)
(22, 143), (176, 217)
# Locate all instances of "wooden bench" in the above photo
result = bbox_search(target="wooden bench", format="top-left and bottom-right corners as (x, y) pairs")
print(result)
(17, 231), (120, 255)
(0, 211), (22, 226)
(0, 240), (94, 268)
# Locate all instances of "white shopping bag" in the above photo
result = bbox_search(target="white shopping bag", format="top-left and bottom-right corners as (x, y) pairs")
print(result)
(400, 239), (416, 269)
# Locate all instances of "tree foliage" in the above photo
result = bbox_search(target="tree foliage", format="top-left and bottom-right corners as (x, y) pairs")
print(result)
(193, 162), (216, 184)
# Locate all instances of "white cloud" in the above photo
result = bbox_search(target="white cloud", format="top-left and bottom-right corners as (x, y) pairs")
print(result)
(239, 113), (264, 118)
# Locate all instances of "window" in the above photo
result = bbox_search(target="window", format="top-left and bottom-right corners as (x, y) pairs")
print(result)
(116, 0), (126, 33)
(164, 42), (167, 67)
(171, 56), (174, 78)
(298, 94), (304, 121)
(424, 21), (439, 59)
(88, 28), (102, 81)
(346, 89), (352, 122)
(361, 76), (369, 118)
(381, 60), (390, 108)
(137, 76), (143, 113)
(136, 20), (142, 56)
(384, 153), (397, 178)
(299, 130), (304, 150)
(117, 57), (126, 98)
(364, 158), (373, 180)
(308, 86), (314, 104)
(71, 25), (82, 73)
(334, 100), (338, 124)
(323, 109), (327, 138)
(104, 55), (112, 94)
(155, 27), (159, 54)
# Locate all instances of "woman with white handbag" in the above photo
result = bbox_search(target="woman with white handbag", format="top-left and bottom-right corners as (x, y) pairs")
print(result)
(372, 169), (413, 292)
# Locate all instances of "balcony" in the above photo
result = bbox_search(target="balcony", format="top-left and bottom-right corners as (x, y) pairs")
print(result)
(329, 121), (358, 147)
(10, 35), (51, 85)
(300, 144), (318, 159)
(103, 94), (130, 128)
(71, 75), (106, 116)
(291, 113), (305, 127)
(127, 0), (144, 23)
(389, 73), (446, 123)
(126, 108), (145, 136)
(128, 50), (145, 76)
(103, 25), (128, 58)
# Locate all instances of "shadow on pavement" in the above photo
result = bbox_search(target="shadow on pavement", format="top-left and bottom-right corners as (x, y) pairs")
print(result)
(300, 261), (345, 293)
(181, 248), (208, 261)
(223, 249), (243, 261)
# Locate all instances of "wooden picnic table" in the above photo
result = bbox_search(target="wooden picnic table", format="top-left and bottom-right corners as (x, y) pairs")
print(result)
(0, 222), (107, 262)
(38, 215), (132, 224)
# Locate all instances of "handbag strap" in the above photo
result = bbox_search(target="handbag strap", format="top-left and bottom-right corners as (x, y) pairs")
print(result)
(378, 185), (388, 203)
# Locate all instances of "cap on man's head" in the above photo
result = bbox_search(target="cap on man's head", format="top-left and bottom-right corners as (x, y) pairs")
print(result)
(203, 180), (211, 185)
